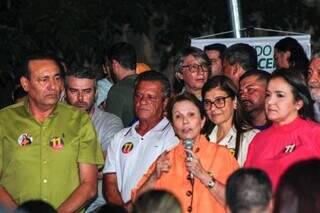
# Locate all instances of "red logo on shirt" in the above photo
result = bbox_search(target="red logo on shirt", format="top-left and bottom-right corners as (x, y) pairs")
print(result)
(122, 142), (134, 154)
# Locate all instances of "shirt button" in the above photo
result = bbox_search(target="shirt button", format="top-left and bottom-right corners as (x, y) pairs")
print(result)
(187, 206), (192, 212)
(43, 179), (48, 183)
(43, 160), (47, 164)
(186, 191), (192, 196)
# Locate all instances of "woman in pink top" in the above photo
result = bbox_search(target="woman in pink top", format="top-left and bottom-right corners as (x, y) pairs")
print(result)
(244, 69), (320, 191)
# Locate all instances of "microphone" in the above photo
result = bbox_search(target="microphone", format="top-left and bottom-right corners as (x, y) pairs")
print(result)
(184, 138), (194, 180)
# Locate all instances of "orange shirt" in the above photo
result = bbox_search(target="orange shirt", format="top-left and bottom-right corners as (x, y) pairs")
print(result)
(133, 135), (239, 213)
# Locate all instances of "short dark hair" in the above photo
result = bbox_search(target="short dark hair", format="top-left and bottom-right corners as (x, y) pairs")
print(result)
(167, 92), (205, 124)
(17, 200), (56, 213)
(269, 69), (314, 120)
(175, 46), (211, 76)
(239, 69), (271, 84)
(224, 43), (258, 72)
(274, 159), (320, 213)
(204, 43), (227, 60)
(22, 53), (63, 79)
(108, 42), (137, 70)
(65, 66), (97, 88)
(226, 168), (272, 213)
(135, 70), (171, 98)
(96, 203), (127, 213)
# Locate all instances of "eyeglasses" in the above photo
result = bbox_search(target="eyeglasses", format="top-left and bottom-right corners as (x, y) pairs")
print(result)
(181, 64), (208, 73)
(204, 96), (231, 109)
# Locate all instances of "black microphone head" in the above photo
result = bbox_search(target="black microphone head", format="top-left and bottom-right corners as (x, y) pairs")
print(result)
(184, 138), (194, 150)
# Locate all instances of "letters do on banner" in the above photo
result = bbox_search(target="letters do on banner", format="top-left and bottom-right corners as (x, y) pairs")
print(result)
(191, 35), (311, 73)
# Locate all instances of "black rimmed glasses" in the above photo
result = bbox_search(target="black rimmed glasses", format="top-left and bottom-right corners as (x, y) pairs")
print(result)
(204, 96), (231, 110)
(181, 64), (208, 74)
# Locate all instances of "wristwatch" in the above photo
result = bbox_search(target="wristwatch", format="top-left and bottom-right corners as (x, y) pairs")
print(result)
(207, 172), (216, 189)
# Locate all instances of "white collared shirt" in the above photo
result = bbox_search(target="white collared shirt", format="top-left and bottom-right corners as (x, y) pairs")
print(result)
(103, 117), (179, 202)
(208, 125), (259, 166)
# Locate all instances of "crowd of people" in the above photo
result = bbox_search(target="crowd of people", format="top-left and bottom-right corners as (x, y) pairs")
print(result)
(0, 36), (320, 213)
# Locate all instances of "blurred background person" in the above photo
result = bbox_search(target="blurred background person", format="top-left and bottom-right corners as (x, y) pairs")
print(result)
(239, 70), (271, 130)
(274, 37), (309, 79)
(132, 190), (182, 213)
(204, 43), (226, 77)
(223, 43), (257, 89)
(174, 46), (210, 100)
(226, 168), (272, 213)
(274, 159), (320, 213)
(244, 70), (319, 191)
(308, 53), (320, 122)
(105, 42), (137, 126)
(134, 93), (238, 213)
(202, 76), (258, 166)
(96, 56), (113, 110)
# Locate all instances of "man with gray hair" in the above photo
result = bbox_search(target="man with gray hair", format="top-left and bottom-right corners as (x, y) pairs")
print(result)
(226, 168), (272, 213)
(308, 53), (320, 122)
(223, 43), (258, 88)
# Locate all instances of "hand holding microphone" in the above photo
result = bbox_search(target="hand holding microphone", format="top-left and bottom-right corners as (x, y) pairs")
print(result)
(184, 138), (194, 161)
(184, 139), (194, 180)
(184, 138), (206, 182)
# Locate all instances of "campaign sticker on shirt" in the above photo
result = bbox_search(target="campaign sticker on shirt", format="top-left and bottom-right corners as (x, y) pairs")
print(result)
(49, 135), (64, 151)
(122, 142), (134, 154)
(283, 144), (296, 153)
(18, 133), (33, 146)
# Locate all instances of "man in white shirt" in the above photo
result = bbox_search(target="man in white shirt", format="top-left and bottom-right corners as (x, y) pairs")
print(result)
(103, 71), (178, 208)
